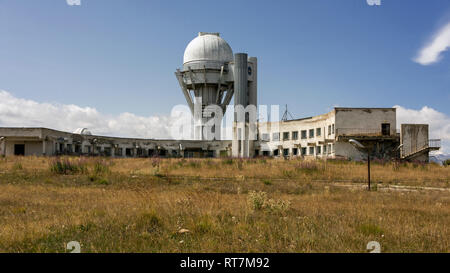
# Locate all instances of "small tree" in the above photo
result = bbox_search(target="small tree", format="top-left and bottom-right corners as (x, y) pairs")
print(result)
(443, 159), (450, 167)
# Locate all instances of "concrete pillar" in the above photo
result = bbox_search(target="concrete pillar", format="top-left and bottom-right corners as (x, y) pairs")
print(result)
(232, 53), (248, 158)
(1, 138), (6, 156)
(42, 140), (47, 156)
(248, 57), (257, 108)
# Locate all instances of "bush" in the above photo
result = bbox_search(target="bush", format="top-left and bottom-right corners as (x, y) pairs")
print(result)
(93, 159), (110, 175)
(12, 162), (23, 171)
(443, 159), (450, 167)
(50, 158), (77, 175)
(247, 191), (291, 213)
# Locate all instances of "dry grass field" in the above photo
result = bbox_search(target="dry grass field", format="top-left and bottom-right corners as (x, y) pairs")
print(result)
(0, 156), (449, 253)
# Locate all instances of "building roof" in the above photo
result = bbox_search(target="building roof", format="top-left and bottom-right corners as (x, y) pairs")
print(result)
(183, 32), (233, 69)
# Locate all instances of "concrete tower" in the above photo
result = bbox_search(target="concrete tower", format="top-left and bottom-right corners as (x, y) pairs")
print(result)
(175, 32), (257, 157)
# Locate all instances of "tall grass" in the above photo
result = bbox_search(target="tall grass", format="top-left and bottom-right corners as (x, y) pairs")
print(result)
(0, 156), (448, 252)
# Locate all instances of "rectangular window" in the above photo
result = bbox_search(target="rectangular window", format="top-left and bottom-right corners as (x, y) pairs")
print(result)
(292, 131), (298, 140)
(316, 128), (321, 137)
(283, 132), (290, 141)
(332, 124), (335, 134)
(309, 146), (314, 155)
(323, 145), (327, 154)
(263, 151), (270, 156)
(301, 147), (307, 156)
(292, 148), (298, 156)
(261, 133), (270, 141)
(301, 130), (307, 139)
(381, 123), (390, 136)
(309, 129), (314, 138)
(272, 132), (280, 141)
(317, 146), (321, 155)
(273, 149), (279, 156)
(115, 147), (123, 156)
(104, 147), (111, 156)
(328, 125), (331, 136)
(283, 148), (289, 157)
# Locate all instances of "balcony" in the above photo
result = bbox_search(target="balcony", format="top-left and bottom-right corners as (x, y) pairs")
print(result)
(336, 128), (399, 140)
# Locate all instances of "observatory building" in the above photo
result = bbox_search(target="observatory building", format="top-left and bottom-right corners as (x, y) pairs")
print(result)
(0, 32), (441, 162)
(175, 32), (257, 157)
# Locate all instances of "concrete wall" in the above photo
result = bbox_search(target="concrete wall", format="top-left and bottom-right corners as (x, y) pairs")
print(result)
(0, 127), (231, 158)
(335, 108), (396, 136)
(401, 124), (429, 157)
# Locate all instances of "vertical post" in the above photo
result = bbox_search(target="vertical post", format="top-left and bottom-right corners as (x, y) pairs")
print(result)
(367, 150), (371, 191)
(42, 140), (47, 156)
(1, 138), (6, 156)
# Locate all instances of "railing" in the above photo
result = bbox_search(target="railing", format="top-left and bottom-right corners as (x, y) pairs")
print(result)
(336, 128), (394, 137)
(429, 139), (441, 149)
(401, 139), (441, 158)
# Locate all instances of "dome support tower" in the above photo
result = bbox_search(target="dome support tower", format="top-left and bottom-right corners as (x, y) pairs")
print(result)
(175, 32), (257, 157)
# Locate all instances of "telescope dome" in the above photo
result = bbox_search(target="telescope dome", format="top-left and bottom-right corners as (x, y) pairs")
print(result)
(73, 128), (92, 135)
(183, 32), (233, 69)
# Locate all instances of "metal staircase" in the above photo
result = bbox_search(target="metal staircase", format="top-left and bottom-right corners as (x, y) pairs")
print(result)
(401, 139), (441, 160)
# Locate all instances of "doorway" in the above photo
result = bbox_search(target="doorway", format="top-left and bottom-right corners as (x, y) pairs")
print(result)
(14, 144), (25, 156)
(381, 123), (390, 136)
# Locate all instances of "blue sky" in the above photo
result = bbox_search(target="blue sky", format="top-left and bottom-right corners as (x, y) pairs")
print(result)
(0, 0), (449, 151)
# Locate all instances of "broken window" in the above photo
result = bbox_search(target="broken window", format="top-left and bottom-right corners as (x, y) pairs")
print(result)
(292, 131), (298, 140)
(283, 148), (289, 157)
(317, 146), (321, 155)
(272, 132), (280, 141)
(309, 129), (314, 138)
(292, 148), (298, 155)
(301, 130), (307, 139)
(273, 149), (279, 156)
(301, 147), (307, 155)
(283, 132), (290, 141)
(309, 146), (314, 155)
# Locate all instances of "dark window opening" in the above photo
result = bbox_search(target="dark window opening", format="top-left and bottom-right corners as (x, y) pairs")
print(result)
(14, 144), (25, 156)
(382, 123), (390, 136)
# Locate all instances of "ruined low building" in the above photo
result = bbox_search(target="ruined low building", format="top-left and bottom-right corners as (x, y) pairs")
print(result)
(0, 107), (440, 162)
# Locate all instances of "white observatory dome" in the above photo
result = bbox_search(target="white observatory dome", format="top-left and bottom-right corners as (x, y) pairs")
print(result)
(183, 32), (233, 69)
(73, 128), (92, 135)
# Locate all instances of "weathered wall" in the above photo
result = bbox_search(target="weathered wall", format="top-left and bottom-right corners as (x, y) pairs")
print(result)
(401, 124), (429, 157)
(257, 110), (336, 157)
(335, 108), (396, 136)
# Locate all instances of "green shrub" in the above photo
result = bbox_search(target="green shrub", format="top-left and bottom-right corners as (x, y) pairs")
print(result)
(443, 159), (450, 167)
(93, 160), (110, 175)
(50, 158), (79, 175)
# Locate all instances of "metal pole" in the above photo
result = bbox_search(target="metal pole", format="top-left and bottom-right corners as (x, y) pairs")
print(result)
(367, 150), (371, 191)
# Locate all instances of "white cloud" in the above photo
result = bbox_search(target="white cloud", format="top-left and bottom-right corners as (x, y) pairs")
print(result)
(0, 90), (176, 139)
(395, 105), (450, 154)
(414, 22), (450, 65)
(1, 90), (448, 153)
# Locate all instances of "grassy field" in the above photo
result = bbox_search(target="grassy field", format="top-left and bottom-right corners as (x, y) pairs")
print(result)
(0, 156), (448, 253)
